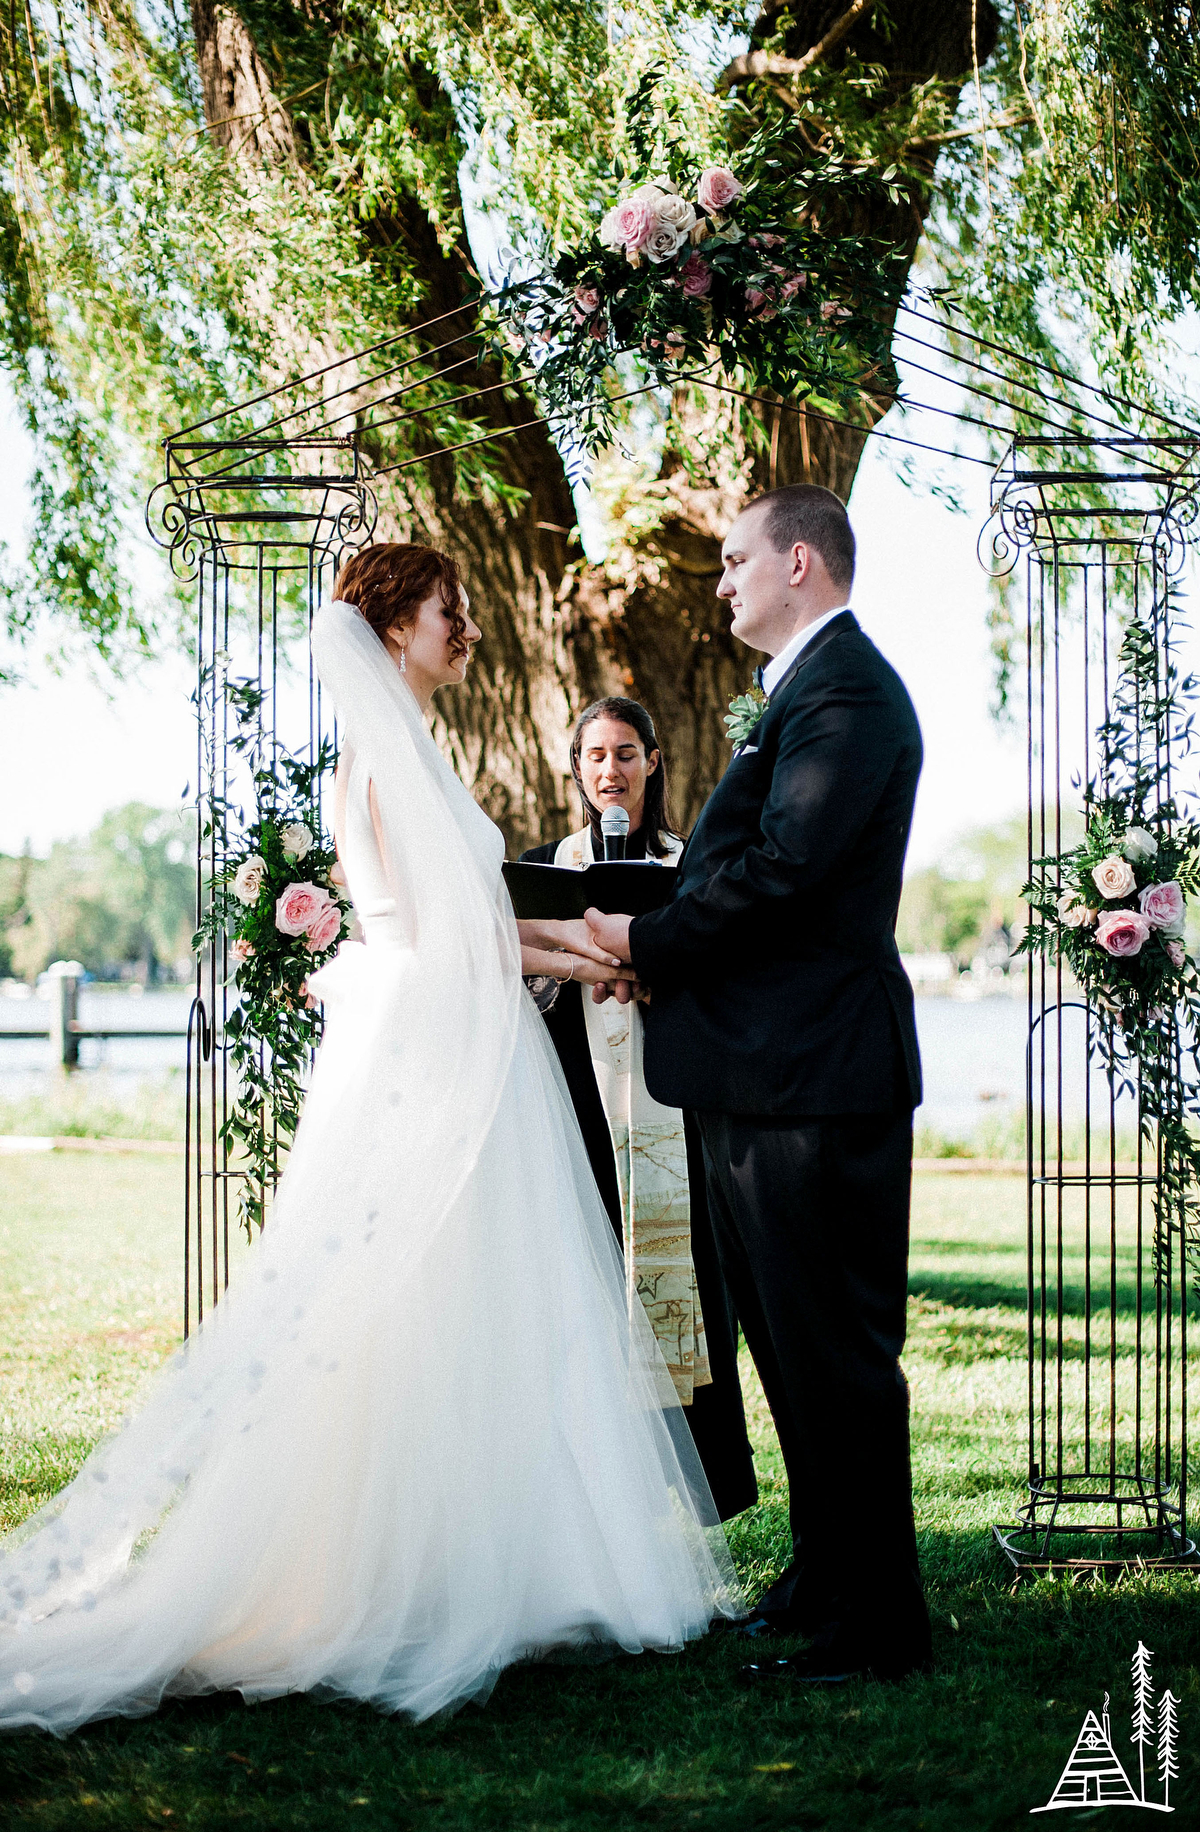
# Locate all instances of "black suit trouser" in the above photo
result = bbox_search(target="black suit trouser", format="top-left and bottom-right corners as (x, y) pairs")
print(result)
(697, 1108), (930, 1667)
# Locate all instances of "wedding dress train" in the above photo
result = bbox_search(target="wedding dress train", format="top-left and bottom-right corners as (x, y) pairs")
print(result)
(0, 601), (739, 1735)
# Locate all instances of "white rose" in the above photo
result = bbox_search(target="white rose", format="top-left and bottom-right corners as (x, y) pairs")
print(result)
(648, 175), (680, 195)
(281, 821), (313, 861)
(645, 219), (686, 263)
(1092, 854), (1137, 900)
(653, 192), (698, 236)
(232, 855), (267, 905)
(1057, 890), (1095, 929)
(1122, 826), (1158, 865)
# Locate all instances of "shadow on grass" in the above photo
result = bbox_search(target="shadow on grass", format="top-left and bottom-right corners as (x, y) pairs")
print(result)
(1, 1531), (1197, 1832)
(908, 1271), (1200, 1321)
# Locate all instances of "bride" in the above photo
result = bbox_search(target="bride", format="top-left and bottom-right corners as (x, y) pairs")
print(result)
(0, 542), (740, 1736)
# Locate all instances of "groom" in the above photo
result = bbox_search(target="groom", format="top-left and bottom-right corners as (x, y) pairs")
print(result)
(586, 484), (930, 1683)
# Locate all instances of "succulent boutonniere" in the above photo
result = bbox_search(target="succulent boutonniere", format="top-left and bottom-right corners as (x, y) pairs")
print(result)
(724, 684), (768, 749)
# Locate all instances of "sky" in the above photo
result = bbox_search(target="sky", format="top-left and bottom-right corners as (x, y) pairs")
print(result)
(0, 365), (1031, 868)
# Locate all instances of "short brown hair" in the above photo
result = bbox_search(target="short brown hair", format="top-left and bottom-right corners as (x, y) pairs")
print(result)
(333, 542), (468, 659)
(744, 484), (856, 592)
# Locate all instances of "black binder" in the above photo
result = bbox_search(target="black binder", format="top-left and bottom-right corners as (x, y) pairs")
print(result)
(502, 860), (676, 921)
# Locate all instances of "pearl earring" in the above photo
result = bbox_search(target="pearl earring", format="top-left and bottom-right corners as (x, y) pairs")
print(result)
(399, 647), (407, 675)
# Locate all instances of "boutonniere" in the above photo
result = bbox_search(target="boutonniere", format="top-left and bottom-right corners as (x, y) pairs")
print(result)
(724, 685), (768, 749)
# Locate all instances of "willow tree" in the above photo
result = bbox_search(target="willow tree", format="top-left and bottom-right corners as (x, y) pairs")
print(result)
(3, 0), (1200, 844)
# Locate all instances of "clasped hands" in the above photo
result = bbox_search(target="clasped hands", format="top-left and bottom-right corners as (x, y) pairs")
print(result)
(516, 912), (638, 1004)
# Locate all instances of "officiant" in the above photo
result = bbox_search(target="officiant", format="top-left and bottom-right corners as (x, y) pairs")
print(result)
(521, 698), (757, 1521)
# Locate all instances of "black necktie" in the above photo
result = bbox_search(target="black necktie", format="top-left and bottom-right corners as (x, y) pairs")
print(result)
(753, 664), (765, 691)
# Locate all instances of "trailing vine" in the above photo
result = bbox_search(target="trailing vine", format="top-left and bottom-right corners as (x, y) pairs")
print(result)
(1019, 595), (1200, 1282)
(195, 676), (348, 1234)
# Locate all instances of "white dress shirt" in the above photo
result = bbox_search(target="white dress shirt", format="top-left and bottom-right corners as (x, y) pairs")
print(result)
(760, 605), (852, 697)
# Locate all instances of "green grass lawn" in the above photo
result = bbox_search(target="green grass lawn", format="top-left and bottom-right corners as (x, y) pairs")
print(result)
(1, 1157), (1199, 1831)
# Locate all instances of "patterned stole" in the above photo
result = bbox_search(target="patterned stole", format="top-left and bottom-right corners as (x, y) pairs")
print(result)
(553, 827), (711, 1403)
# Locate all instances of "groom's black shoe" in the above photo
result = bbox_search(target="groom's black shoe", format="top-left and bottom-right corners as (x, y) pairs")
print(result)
(738, 1640), (933, 1687)
(739, 1654), (856, 1687)
(728, 1561), (825, 1639)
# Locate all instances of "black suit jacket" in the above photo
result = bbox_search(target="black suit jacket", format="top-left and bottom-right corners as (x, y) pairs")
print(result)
(629, 611), (923, 1116)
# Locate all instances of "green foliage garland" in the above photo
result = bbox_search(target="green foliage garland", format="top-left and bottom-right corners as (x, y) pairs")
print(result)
(196, 678), (348, 1234)
(495, 114), (908, 453)
(1018, 606), (1200, 1280)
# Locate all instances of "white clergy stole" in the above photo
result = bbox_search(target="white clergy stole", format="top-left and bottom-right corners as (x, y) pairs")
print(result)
(553, 826), (711, 1403)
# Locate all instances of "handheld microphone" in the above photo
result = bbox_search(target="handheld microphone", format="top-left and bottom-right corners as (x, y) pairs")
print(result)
(600, 805), (630, 862)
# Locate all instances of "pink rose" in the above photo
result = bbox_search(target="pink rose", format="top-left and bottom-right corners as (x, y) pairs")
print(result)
(231, 936), (255, 963)
(681, 254), (713, 298)
(1138, 880), (1185, 931)
(613, 194), (655, 253)
(1166, 938), (1187, 968)
(745, 287), (776, 321)
(697, 166), (742, 212)
(1094, 909), (1152, 957)
(305, 900), (343, 953)
(574, 284), (601, 312)
(275, 882), (330, 937)
(781, 272), (808, 302)
(1092, 854), (1136, 900)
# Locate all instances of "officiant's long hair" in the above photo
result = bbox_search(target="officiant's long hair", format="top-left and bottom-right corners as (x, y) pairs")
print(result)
(570, 698), (679, 860)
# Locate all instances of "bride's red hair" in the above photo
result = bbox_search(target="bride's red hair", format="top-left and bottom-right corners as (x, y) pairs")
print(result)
(333, 543), (469, 660)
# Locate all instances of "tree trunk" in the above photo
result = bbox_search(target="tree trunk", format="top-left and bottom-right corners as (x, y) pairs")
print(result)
(191, 0), (997, 848)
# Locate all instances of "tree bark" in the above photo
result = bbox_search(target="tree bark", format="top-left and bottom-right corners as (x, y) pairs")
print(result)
(191, 0), (997, 848)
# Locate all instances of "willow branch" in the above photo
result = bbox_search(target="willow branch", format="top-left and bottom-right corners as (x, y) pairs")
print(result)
(718, 0), (872, 92)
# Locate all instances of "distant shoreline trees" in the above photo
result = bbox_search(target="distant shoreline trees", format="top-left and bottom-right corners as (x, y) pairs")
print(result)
(0, 804), (195, 984)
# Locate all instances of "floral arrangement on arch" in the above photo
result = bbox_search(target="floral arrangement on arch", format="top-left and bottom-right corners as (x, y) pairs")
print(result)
(195, 676), (350, 1233)
(1018, 610), (1200, 1281)
(1023, 810), (1197, 1015)
(495, 122), (908, 450)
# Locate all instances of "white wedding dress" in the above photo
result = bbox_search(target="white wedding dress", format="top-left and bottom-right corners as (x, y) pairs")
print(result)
(0, 601), (739, 1735)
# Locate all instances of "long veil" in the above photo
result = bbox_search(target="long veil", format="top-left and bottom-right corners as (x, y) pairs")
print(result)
(0, 600), (738, 1734)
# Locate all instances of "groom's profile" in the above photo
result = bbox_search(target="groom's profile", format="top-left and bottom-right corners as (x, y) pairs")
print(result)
(587, 483), (930, 1683)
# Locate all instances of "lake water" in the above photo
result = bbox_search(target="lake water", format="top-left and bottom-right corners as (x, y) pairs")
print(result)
(0, 982), (1136, 1139)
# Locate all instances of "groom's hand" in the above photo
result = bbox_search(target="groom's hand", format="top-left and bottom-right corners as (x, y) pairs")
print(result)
(584, 908), (633, 965)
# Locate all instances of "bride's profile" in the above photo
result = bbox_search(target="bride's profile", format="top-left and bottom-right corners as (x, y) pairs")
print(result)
(0, 541), (739, 1736)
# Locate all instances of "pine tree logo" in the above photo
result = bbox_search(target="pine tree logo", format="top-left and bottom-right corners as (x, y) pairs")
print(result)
(1032, 1644), (1180, 1813)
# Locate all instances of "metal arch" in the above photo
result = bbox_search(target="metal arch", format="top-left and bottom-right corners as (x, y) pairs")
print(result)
(991, 435), (1200, 1575)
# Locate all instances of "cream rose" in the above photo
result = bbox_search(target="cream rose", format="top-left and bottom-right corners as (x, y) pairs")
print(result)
(280, 821), (313, 860)
(1057, 890), (1095, 929)
(1122, 826), (1158, 865)
(230, 936), (255, 963)
(645, 220), (686, 264)
(1138, 880), (1186, 932)
(232, 855), (268, 905)
(1092, 854), (1136, 900)
(1094, 909), (1152, 957)
(653, 192), (697, 237)
(697, 165), (742, 212)
(275, 882), (331, 938)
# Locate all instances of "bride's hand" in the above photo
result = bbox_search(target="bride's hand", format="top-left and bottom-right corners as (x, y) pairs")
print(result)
(517, 917), (623, 970)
